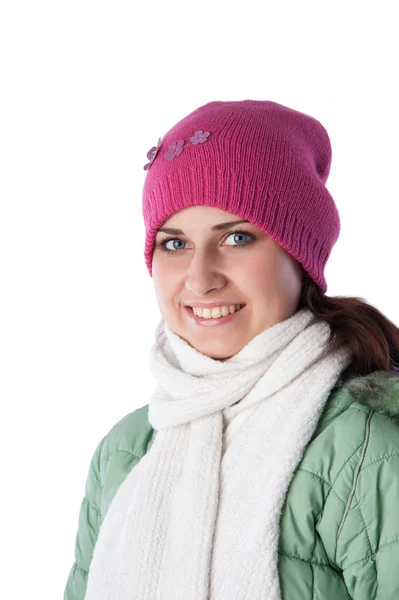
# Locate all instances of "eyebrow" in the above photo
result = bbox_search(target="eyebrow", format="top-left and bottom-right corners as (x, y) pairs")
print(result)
(156, 219), (251, 235)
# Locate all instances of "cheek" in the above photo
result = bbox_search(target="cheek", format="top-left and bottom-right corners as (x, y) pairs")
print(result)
(275, 258), (303, 298)
(152, 264), (166, 303)
(152, 267), (179, 307)
(237, 262), (273, 300)
(238, 257), (265, 279)
(244, 251), (300, 295)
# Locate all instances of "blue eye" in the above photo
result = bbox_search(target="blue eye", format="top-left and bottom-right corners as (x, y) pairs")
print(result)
(224, 231), (253, 247)
(157, 229), (256, 254)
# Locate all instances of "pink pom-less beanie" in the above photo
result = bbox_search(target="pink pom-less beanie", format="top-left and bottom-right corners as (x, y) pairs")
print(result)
(142, 100), (340, 293)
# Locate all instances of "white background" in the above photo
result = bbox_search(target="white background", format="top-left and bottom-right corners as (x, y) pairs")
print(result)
(1, 1), (398, 597)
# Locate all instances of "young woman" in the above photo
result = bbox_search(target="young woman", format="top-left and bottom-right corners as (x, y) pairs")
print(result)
(64, 100), (399, 600)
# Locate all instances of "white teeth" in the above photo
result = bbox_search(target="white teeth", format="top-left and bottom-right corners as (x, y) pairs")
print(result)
(192, 304), (243, 319)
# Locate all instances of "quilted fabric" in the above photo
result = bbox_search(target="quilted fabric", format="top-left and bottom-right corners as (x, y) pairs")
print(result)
(64, 367), (399, 599)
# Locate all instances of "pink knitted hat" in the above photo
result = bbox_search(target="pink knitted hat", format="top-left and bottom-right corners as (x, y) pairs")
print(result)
(142, 100), (340, 293)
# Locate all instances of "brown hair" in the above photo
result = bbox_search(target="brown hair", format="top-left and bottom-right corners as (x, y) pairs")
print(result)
(297, 270), (399, 376)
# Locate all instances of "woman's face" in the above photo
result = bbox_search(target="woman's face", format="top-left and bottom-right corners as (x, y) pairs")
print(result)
(152, 206), (303, 360)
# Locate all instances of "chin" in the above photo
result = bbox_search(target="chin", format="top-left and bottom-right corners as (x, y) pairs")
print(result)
(190, 339), (241, 360)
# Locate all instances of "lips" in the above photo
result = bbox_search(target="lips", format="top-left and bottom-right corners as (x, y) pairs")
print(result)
(184, 304), (245, 327)
(188, 305), (244, 316)
(186, 302), (246, 309)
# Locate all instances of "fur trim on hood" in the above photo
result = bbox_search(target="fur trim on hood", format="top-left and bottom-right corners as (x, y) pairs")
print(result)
(346, 370), (399, 424)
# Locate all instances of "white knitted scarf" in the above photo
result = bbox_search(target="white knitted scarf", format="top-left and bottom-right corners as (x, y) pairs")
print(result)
(85, 307), (351, 600)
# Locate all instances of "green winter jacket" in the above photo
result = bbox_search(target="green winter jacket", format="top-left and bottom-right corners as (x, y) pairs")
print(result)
(64, 366), (399, 599)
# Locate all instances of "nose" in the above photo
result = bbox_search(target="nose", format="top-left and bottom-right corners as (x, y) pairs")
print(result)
(185, 249), (225, 297)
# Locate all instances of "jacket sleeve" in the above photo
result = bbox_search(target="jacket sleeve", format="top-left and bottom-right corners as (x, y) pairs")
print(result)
(63, 435), (106, 600)
(326, 410), (399, 599)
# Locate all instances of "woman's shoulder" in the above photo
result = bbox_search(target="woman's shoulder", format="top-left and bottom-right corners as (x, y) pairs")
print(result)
(301, 367), (399, 485)
(97, 367), (399, 477)
(100, 403), (154, 464)
(309, 369), (399, 586)
(93, 404), (155, 518)
(317, 366), (399, 436)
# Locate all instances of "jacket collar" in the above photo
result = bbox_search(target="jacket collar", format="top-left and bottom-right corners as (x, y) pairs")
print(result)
(345, 369), (399, 423)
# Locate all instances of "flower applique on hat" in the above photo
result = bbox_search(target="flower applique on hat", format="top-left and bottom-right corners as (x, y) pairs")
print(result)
(144, 130), (211, 170)
(164, 139), (185, 161)
(143, 138), (162, 171)
(190, 130), (210, 144)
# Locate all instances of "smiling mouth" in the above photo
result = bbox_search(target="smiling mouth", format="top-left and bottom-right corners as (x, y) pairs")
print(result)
(185, 304), (245, 321)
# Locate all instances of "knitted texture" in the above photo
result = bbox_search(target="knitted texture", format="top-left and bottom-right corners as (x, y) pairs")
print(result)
(84, 308), (352, 599)
(142, 100), (341, 293)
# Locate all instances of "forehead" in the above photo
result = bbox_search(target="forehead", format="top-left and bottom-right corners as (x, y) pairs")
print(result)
(157, 206), (251, 234)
